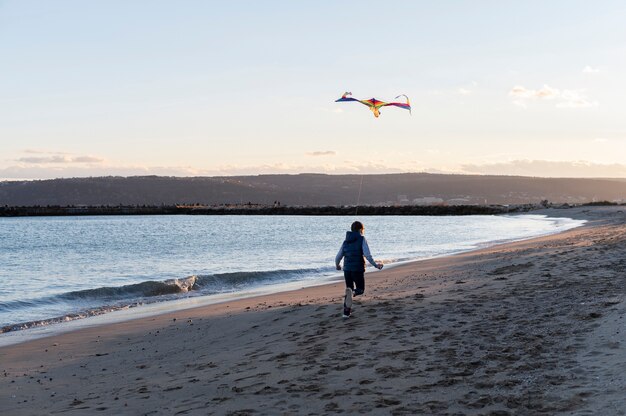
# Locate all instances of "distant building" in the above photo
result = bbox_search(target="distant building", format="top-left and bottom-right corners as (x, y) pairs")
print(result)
(412, 197), (444, 206)
(397, 195), (410, 205)
(446, 198), (472, 206)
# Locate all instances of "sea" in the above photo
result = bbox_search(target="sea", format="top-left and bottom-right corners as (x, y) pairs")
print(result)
(0, 214), (584, 338)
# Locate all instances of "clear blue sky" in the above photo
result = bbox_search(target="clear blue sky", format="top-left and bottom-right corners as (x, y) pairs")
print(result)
(1, 0), (625, 179)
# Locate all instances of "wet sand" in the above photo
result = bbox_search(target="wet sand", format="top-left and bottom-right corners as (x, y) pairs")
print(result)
(1, 206), (624, 415)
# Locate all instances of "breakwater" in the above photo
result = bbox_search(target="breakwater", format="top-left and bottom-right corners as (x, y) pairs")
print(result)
(0, 204), (527, 217)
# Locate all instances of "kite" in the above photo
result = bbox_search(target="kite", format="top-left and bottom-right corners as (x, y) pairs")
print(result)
(335, 92), (411, 118)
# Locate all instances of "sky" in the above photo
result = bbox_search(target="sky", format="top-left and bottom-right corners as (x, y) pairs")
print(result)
(1, 0), (626, 180)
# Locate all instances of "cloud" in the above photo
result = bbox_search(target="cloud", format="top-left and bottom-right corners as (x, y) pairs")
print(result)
(0, 164), (204, 180)
(509, 85), (559, 100)
(509, 85), (597, 109)
(198, 161), (403, 175)
(23, 149), (72, 155)
(306, 151), (336, 157)
(15, 154), (105, 164)
(3, 158), (625, 181)
(461, 159), (626, 178)
(457, 81), (478, 96)
(556, 90), (598, 108)
(0, 159), (407, 180)
(72, 156), (105, 163)
(582, 65), (600, 73)
(17, 156), (71, 164)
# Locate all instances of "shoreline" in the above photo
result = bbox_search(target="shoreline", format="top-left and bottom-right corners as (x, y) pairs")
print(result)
(0, 212), (584, 344)
(1, 206), (624, 414)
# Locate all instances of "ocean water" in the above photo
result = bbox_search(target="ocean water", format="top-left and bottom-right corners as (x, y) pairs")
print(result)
(0, 214), (584, 332)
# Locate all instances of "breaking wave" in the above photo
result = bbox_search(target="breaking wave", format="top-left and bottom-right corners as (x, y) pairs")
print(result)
(59, 276), (199, 300)
(0, 267), (326, 333)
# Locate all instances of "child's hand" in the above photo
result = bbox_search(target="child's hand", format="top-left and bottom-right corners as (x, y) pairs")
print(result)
(336, 265), (342, 271)
(376, 263), (384, 270)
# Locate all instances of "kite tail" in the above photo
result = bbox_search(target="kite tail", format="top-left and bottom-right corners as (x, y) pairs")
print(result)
(355, 174), (364, 216)
(395, 94), (411, 114)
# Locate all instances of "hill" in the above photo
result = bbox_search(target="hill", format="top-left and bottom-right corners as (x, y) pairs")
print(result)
(1, 173), (625, 206)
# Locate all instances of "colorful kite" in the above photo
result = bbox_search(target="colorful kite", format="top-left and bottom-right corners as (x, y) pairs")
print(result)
(335, 92), (411, 118)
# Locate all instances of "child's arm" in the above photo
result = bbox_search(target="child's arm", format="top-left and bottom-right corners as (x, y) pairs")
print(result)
(335, 243), (345, 270)
(362, 238), (383, 269)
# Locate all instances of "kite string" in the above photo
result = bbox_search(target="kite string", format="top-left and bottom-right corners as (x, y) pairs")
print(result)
(355, 174), (364, 217)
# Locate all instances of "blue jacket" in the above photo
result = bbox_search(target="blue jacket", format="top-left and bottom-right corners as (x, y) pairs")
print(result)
(335, 231), (379, 272)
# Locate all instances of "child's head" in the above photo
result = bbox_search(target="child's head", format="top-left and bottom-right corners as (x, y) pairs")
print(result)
(351, 221), (364, 233)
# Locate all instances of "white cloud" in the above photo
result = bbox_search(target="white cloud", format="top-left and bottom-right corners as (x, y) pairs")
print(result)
(582, 65), (600, 73)
(461, 159), (626, 178)
(512, 100), (527, 109)
(15, 155), (105, 164)
(556, 90), (598, 108)
(72, 156), (105, 163)
(306, 151), (337, 157)
(509, 85), (559, 100)
(17, 155), (71, 164)
(509, 85), (597, 109)
(457, 81), (478, 96)
(4, 157), (626, 181)
(0, 160), (407, 180)
(23, 149), (72, 155)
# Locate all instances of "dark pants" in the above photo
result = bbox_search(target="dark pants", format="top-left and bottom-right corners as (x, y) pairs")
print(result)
(344, 270), (365, 295)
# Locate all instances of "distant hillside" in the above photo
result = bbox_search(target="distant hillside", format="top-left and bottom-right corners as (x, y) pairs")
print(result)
(1, 174), (625, 206)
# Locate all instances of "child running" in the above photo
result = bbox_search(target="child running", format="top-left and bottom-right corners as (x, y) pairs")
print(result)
(335, 221), (383, 318)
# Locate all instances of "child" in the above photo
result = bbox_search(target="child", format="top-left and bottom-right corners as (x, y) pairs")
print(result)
(335, 221), (383, 318)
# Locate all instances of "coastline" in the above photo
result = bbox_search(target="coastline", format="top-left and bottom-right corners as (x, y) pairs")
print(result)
(1, 206), (624, 414)
(0, 212), (583, 342)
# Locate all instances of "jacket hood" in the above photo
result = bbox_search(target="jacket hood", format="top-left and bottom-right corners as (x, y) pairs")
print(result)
(345, 231), (362, 243)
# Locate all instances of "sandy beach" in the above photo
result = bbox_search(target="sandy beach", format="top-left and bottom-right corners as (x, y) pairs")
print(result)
(1, 206), (624, 415)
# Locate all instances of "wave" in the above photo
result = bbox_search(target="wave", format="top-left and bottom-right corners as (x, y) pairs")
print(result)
(193, 268), (322, 290)
(0, 276), (199, 312)
(59, 275), (199, 301)
(1, 304), (137, 334)
(0, 267), (326, 333)
(1, 268), (322, 311)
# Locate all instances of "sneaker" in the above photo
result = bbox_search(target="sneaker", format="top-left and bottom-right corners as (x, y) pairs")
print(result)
(344, 287), (353, 309)
(353, 288), (364, 297)
(342, 288), (353, 318)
